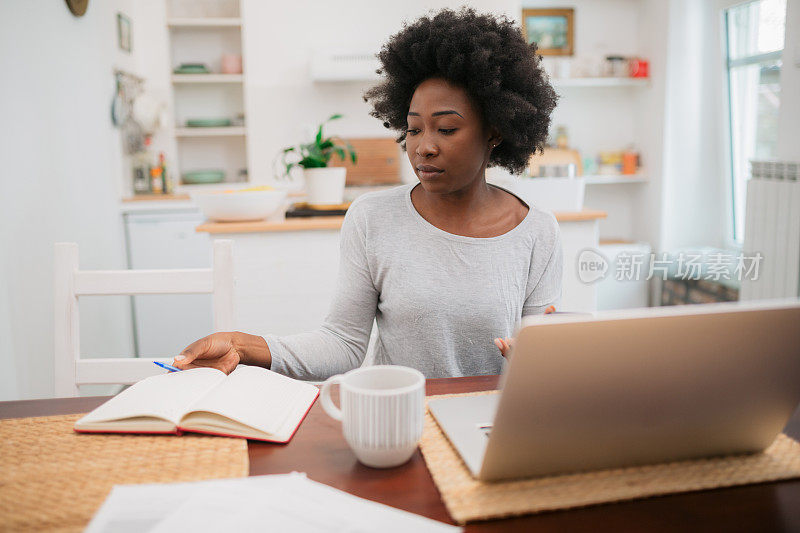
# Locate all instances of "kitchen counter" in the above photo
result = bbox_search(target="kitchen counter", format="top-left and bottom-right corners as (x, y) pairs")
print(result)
(120, 195), (197, 214)
(195, 209), (607, 234)
(196, 216), (346, 234)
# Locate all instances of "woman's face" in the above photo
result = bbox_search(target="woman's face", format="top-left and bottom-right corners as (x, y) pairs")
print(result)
(406, 77), (498, 195)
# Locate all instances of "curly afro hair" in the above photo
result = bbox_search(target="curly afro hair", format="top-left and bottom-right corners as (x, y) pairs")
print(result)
(363, 6), (558, 175)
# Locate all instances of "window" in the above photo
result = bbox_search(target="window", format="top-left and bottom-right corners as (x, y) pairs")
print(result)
(724, 0), (786, 243)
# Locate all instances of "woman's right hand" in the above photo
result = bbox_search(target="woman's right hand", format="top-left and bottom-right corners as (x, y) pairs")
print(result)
(173, 331), (271, 375)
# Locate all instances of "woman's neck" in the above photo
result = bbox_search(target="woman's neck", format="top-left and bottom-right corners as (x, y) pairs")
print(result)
(413, 177), (495, 220)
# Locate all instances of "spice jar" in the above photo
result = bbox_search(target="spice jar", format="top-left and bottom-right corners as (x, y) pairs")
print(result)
(604, 56), (628, 77)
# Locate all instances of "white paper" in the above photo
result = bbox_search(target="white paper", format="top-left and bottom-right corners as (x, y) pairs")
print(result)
(86, 473), (461, 533)
(85, 475), (300, 533)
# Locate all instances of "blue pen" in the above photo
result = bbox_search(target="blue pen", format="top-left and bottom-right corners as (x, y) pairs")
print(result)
(153, 361), (182, 373)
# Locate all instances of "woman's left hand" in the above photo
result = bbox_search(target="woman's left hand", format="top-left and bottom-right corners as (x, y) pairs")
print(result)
(494, 337), (514, 358)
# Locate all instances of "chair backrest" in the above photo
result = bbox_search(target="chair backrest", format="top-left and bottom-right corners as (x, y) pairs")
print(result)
(54, 239), (234, 397)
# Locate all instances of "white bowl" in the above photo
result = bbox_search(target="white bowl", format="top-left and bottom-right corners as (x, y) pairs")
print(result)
(192, 189), (289, 222)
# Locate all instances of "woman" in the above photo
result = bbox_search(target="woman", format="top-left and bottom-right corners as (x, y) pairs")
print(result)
(173, 7), (561, 379)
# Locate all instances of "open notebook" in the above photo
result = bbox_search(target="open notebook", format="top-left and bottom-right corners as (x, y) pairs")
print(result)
(74, 366), (319, 443)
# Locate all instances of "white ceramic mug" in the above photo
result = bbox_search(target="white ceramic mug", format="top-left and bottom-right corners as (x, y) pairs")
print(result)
(321, 365), (425, 468)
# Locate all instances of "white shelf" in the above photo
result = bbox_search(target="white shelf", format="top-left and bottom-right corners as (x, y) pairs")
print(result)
(172, 74), (243, 83)
(175, 127), (247, 137)
(167, 18), (242, 27)
(583, 174), (648, 184)
(552, 77), (650, 88)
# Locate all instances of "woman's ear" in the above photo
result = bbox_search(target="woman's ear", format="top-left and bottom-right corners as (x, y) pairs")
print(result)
(488, 127), (502, 148)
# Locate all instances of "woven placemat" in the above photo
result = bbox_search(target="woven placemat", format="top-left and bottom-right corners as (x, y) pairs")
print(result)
(0, 413), (249, 533)
(419, 391), (800, 524)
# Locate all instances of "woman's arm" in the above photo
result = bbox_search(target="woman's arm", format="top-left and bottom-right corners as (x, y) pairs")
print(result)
(522, 215), (563, 316)
(173, 201), (378, 378)
(259, 200), (379, 380)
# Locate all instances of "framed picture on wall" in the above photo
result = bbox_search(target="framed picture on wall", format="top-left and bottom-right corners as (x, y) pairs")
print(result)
(521, 8), (574, 56)
(117, 13), (132, 53)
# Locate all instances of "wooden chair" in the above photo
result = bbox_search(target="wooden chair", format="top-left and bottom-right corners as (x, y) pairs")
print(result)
(54, 240), (234, 397)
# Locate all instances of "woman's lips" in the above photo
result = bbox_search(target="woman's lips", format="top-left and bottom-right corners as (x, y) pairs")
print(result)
(418, 167), (444, 180)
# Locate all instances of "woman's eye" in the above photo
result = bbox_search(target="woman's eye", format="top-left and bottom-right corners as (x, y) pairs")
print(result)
(406, 128), (420, 136)
(439, 128), (457, 135)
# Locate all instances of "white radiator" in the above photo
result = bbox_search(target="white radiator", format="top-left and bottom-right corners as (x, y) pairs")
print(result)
(740, 161), (800, 300)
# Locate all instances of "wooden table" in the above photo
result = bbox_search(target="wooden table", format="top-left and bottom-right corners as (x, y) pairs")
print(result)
(3, 375), (800, 532)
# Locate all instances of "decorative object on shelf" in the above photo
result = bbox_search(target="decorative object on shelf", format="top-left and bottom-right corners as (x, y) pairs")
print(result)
(65, 0), (88, 17)
(529, 148), (582, 177)
(182, 170), (225, 184)
(185, 118), (233, 127)
(220, 54), (243, 74)
(522, 8), (574, 56)
(173, 63), (211, 74)
(622, 147), (640, 175)
(603, 56), (628, 78)
(598, 151), (625, 175)
(629, 58), (649, 78)
(132, 137), (152, 195)
(555, 125), (569, 149)
(280, 114), (358, 205)
(117, 12), (132, 53)
(582, 155), (598, 176)
(132, 139), (173, 195)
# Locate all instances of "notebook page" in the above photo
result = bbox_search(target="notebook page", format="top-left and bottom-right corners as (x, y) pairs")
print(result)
(76, 368), (226, 427)
(182, 365), (318, 436)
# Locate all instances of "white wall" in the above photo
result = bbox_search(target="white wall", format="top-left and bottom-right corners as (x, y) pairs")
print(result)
(658, 0), (727, 251)
(240, 0), (520, 187)
(0, 1), (138, 400)
(520, 0), (671, 248)
(777, 0), (800, 160)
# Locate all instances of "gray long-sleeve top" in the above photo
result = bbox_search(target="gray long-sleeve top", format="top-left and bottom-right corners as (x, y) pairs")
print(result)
(263, 183), (563, 380)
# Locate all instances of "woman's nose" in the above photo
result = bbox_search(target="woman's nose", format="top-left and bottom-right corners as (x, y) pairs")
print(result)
(415, 133), (438, 157)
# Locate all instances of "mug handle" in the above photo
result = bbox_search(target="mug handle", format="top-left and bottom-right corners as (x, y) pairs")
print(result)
(320, 374), (344, 421)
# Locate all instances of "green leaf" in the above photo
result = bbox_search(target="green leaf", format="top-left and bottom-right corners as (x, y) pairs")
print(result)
(344, 140), (357, 164)
(299, 155), (326, 168)
(327, 113), (343, 122)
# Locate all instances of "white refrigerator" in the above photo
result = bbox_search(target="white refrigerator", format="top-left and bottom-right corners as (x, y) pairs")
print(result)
(124, 210), (213, 358)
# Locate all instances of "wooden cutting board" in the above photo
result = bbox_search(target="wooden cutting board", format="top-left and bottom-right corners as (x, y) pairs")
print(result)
(329, 137), (402, 186)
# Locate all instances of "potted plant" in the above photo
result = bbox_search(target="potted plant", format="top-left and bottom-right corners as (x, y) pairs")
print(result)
(280, 114), (357, 205)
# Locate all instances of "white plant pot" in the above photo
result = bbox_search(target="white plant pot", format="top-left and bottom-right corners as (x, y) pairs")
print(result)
(303, 167), (346, 205)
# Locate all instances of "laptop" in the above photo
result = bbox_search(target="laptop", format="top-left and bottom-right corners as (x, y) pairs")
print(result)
(428, 299), (800, 482)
